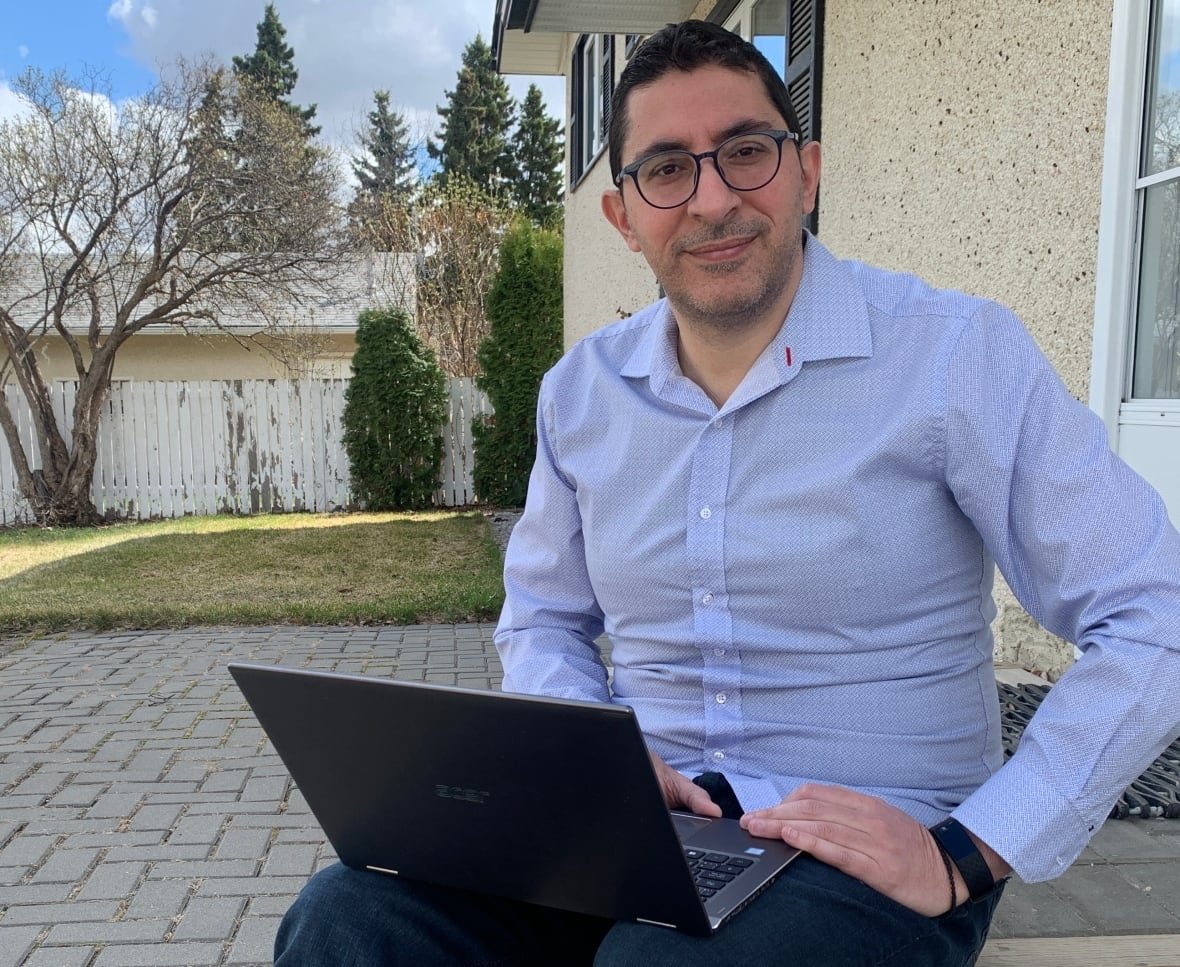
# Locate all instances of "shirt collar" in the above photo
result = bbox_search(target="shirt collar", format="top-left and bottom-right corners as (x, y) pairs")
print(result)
(618, 232), (874, 394)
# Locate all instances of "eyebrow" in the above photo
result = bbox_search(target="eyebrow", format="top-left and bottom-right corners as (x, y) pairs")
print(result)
(629, 118), (778, 162)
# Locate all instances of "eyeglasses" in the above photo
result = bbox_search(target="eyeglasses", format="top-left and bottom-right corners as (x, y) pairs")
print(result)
(614, 130), (800, 209)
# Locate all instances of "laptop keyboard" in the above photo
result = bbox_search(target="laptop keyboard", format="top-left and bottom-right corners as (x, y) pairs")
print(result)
(683, 848), (755, 899)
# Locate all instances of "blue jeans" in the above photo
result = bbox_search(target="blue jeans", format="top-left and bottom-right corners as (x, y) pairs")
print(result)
(274, 856), (1005, 966)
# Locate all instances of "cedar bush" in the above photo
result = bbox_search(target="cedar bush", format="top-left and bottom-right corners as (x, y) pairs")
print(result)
(342, 307), (448, 509)
(473, 219), (563, 506)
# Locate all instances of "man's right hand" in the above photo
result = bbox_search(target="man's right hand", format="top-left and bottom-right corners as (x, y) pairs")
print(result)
(650, 753), (722, 817)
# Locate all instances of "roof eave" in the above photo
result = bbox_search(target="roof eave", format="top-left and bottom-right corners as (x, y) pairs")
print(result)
(493, 0), (700, 75)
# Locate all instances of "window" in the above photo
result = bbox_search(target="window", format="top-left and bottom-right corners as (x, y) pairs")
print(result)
(570, 34), (615, 184)
(1131, 0), (1180, 399)
(1093, 0), (1180, 520)
(721, 0), (822, 145)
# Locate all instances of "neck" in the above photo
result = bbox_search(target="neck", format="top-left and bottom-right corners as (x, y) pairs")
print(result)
(674, 311), (784, 407)
(671, 244), (806, 407)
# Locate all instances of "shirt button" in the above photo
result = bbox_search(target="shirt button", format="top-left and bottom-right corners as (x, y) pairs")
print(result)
(699, 507), (712, 520)
(715, 417), (726, 428)
(712, 750), (726, 761)
(714, 647), (726, 657)
(701, 592), (714, 605)
(715, 692), (727, 704)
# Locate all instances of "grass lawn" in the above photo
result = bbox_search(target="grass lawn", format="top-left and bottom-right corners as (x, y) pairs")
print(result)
(0, 511), (505, 635)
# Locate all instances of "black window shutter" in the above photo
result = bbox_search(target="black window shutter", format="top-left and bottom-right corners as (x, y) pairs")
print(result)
(570, 36), (586, 183)
(785, 0), (822, 231)
(601, 35), (615, 142)
(785, 0), (822, 144)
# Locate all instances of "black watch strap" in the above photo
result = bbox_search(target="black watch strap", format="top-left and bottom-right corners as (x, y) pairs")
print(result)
(929, 817), (994, 902)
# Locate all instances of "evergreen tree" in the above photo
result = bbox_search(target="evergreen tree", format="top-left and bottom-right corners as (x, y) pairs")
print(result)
(428, 35), (517, 194)
(342, 308), (448, 510)
(352, 90), (416, 207)
(232, 3), (319, 138)
(510, 84), (564, 226)
(472, 219), (563, 506)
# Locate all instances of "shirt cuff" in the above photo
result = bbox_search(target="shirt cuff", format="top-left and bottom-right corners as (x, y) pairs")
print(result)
(952, 754), (1094, 883)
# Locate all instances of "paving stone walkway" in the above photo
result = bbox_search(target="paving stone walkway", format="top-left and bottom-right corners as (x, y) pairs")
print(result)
(0, 625), (500, 967)
(1, 625), (1178, 966)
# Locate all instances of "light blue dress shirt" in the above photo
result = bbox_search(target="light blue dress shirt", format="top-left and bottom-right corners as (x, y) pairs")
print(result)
(495, 234), (1180, 883)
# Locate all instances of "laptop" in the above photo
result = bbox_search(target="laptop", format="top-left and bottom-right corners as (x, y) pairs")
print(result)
(228, 662), (800, 935)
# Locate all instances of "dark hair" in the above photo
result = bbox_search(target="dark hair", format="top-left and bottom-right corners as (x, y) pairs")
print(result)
(607, 19), (802, 181)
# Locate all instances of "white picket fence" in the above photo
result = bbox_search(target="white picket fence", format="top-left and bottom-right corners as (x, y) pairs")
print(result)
(0, 377), (491, 525)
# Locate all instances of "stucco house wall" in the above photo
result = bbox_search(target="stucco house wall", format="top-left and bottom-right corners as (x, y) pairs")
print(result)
(820, 0), (1111, 403)
(564, 158), (659, 343)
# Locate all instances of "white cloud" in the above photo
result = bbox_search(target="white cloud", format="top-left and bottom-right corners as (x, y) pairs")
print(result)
(107, 0), (564, 153)
(18, 45), (29, 59)
(106, 0), (134, 25)
(0, 81), (32, 122)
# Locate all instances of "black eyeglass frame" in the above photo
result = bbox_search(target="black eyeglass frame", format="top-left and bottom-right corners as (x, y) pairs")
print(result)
(614, 129), (801, 210)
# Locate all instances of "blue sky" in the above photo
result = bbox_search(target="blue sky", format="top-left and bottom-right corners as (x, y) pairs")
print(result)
(1, 2), (157, 97)
(0, 1), (565, 153)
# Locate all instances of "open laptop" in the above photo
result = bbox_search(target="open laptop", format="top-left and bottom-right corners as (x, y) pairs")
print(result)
(229, 662), (799, 934)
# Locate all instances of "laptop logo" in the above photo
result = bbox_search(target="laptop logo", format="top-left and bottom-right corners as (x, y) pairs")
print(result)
(435, 784), (491, 805)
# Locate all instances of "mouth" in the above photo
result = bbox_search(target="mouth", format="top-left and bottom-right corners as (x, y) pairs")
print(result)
(683, 235), (756, 262)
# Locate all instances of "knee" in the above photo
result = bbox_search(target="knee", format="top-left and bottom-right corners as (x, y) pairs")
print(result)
(274, 863), (384, 965)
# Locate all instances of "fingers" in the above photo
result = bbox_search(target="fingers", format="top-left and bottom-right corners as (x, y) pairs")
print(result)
(740, 784), (959, 917)
(681, 779), (723, 818)
(649, 753), (722, 817)
(740, 783), (874, 838)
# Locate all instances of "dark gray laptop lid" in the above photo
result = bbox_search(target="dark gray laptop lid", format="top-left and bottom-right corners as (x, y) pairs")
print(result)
(229, 662), (715, 932)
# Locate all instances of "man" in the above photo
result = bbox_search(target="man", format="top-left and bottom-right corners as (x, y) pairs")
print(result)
(276, 20), (1180, 965)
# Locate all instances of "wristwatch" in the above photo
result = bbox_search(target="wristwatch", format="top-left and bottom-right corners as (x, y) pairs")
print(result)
(929, 817), (994, 901)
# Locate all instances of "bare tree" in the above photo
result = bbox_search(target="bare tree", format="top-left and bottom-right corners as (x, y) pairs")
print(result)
(356, 178), (511, 377)
(0, 63), (349, 526)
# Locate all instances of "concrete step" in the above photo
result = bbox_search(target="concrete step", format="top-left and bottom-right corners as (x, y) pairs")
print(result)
(979, 934), (1180, 966)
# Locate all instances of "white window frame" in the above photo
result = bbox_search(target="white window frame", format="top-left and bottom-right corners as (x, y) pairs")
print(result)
(1092, 0), (1179, 435)
(1093, 0), (1180, 523)
(724, 4), (752, 36)
(570, 34), (611, 185)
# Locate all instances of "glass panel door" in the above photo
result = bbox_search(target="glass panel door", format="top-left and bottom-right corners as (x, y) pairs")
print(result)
(1132, 0), (1180, 398)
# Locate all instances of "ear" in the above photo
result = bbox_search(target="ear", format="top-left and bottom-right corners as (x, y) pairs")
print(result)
(601, 188), (643, 253)
(798, 140), (822, 216)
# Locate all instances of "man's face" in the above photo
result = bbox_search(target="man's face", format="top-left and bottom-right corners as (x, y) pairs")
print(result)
(602, 65), (821, 332)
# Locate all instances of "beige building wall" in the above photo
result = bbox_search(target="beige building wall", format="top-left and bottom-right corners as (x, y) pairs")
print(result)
(820, 0), (1111, 401)
(820, 0), (1114, 675)
(564, 156), (661, 346)
(563, 39), (663, 348)
(14, 332), (356, 382)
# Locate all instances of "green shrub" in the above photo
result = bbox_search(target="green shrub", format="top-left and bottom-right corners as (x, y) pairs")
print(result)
(342, 307), (448, 509)
(473, 219), (563, 506)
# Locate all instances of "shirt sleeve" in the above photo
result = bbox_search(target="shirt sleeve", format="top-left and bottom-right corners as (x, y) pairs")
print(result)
(942, 303), (1180, 882)
(494, 373), (611, 702)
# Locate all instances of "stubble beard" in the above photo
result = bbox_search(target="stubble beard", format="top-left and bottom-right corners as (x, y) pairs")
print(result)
(661, 206), (804, 338)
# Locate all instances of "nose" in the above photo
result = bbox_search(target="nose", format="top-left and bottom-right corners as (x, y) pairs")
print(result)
(686, 157), (740, 219)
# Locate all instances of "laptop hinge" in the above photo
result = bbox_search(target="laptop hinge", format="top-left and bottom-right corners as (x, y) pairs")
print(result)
(635, 917), (677, 929)
(365, 865), (400, 876)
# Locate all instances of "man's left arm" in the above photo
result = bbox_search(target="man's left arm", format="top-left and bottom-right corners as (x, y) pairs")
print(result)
(746, 304), (1180, 911)
(940, 304), (1180, 885)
